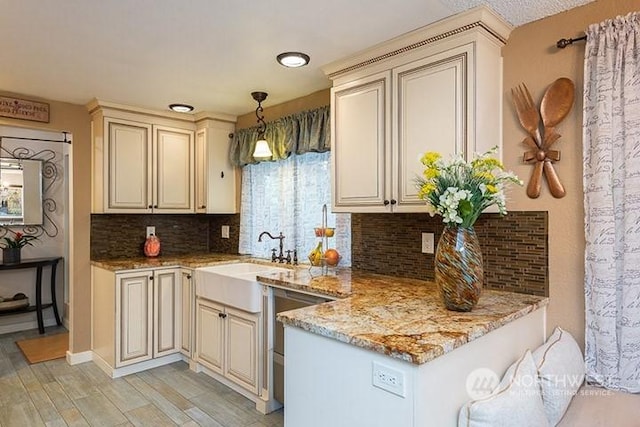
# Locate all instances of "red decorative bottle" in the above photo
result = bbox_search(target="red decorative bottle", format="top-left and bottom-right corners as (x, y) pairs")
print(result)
(144, 234), (161, 257)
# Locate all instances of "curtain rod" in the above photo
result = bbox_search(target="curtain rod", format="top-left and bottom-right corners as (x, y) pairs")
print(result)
(556, 35), (587, 49)
(0, 131), (71, 144)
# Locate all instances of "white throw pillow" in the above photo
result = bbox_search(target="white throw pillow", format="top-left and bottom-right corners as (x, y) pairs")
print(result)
(532, 327), (585, 426)
(458, 350), (549, 427)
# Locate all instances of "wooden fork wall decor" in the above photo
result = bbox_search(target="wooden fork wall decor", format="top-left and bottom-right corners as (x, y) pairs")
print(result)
(511, 78), (575, 198)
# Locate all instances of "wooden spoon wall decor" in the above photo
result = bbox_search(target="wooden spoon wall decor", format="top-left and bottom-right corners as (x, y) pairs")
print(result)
(511, 78), (574, 199)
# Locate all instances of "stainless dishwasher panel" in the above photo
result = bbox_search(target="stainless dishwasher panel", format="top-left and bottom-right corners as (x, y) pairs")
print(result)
(273, 288), (331, 404)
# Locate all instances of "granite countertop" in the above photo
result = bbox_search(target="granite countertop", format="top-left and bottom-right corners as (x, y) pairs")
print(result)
(92, 255), (548, 366)
(91, 253), (250, 271)
(262, 268), (548, 365)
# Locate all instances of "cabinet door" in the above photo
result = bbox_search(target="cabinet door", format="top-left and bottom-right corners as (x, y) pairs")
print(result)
(180, 269), (193, 356)
(195, 129), (208, 213)
(205, 124), (236, 214)
(196, 299), (225, 374)
(105, 118), (152, 212)
(153, 268), (181, 358)
(116, 271), (153, 367)
(153, 125), (194, 213)
(331, 71), (391, 213)
(392, 48), (468, 212)
(225, 307), (259, 394)
(195, 123), (237, 214)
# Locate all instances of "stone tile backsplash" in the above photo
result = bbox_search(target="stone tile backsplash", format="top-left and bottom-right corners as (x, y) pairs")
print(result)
(351, 211), (548, 296)
(90, 214), (240, 259)
(91, 210), (547, 297)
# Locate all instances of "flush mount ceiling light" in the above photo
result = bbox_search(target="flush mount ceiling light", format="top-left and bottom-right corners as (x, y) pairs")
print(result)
(276, 52), (310, 68)
(168, 103), (194, 113)
(251, 91), (272, 159)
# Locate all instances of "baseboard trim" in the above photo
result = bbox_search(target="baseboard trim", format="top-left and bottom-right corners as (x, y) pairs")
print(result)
(0, 318), (59, 335)
(66, 350), (93, 365)
(92, 352), (183, 378)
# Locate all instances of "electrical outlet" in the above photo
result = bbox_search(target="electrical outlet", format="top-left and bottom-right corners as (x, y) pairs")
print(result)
(372, 361), (406, 397)
(221, 225), (230, 239)
(146, 226), (155, 238)
(421, 232), (434, 254)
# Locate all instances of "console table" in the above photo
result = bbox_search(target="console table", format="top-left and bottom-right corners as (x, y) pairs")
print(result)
(0, 257), (63, 334)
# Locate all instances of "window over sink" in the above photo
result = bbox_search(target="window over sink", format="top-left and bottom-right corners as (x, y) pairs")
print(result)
(239, 151), (351, 266)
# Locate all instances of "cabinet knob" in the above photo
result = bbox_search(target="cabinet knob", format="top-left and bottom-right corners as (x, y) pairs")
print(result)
(153, 205), (158, 209)
(149, 276), (154, 281)
(383, 200), (390, 206)
(199, 205), (206, 209)
(220, 171), (224, 178)
(186, 274), (192, 279)
(218, 312), (227, 319)
(390, 199), (397, 205)
(148, 205), (153, 209)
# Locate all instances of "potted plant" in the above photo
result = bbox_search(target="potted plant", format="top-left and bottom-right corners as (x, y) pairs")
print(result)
(1, 232), (37, 264)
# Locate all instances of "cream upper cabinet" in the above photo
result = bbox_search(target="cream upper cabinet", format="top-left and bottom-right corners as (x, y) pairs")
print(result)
(391, 46), (469, 212)
(96, 117), (194, 213)
(331, 71), (391, 211)
(106, 118), (153, 211)
(195, 119), (237, 214)
(324, 6), (511, 213)
(153, 126), (194, 213)
(89, 100), (236, 214)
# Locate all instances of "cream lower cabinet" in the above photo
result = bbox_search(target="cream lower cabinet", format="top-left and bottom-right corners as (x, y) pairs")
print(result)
(196, 298), (259, 394)
(180, 269), (194, 357)
(92, 266), (182, 377)
(326, 7), (510, 213)
(195, 119), (237, 214)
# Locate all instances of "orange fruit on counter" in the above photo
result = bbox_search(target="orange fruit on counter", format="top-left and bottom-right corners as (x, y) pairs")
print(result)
(324, 249), (340, 266)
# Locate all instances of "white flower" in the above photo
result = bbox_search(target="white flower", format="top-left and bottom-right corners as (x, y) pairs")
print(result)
(416, 146), (522, 227)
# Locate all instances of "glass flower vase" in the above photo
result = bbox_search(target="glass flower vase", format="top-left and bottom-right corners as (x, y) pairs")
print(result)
(435, 226), (483, 312)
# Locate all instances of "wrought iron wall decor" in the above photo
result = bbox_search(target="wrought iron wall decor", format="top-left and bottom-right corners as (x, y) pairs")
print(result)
(0, 134), (68, 239)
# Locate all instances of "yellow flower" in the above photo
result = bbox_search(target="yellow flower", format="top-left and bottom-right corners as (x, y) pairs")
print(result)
(420, 152), (441, 166)
(473, 157), (504, 171)
(418, 183), (436, 199)
(486, 184), (498, 194)
(475, 171), (495, 181)
(423, 167), (439, 179)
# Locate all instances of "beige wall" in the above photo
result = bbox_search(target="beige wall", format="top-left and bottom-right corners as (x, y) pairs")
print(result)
(0, 91), (91, 353)
(502, 0), (639, 347)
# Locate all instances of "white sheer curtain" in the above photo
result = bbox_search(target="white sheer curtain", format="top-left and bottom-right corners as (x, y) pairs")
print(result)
(583, 12), (640, 392)
(239, 152), (351, 266)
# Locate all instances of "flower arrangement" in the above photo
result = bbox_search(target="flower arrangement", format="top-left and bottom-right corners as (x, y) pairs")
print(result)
(416, 147), (522, 228)
(1, 232), (38, 249)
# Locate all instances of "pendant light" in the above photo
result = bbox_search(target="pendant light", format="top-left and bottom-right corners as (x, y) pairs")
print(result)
(251, 91), (272, 159)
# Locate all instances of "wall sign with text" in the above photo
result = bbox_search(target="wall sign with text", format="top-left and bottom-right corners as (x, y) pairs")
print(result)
(0, 96), (50, 123)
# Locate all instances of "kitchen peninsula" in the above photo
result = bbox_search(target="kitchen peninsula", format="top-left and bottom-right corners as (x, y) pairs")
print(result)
(260, 268), (548, 427)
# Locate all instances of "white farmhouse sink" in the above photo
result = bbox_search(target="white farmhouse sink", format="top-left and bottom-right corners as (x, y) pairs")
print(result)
(195, 262), (289, 313)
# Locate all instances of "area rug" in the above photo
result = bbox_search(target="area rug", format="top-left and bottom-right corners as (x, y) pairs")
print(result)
(16, 332), (68, 364)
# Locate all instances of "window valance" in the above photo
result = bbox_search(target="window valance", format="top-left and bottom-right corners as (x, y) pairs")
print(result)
(229, 105), (330, 166)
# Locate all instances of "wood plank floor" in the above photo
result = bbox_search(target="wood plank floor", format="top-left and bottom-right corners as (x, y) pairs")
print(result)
(0, 327), (284, 427)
